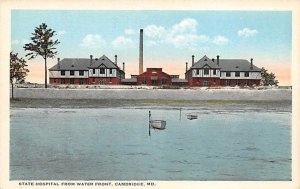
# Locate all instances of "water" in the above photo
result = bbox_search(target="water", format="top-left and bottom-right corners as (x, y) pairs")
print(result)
(10, 106), (291, 180)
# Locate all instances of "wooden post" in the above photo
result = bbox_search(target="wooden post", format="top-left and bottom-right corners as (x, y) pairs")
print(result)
(148, 111), (151, 136)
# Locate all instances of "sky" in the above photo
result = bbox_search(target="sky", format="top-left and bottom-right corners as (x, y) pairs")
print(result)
(11, 10), (292, 85)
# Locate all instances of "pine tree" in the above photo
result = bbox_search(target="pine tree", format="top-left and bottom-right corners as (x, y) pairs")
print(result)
(261, 67), (279, 86)
(10, 52), (29, 99)
(24, 23), (60, 88)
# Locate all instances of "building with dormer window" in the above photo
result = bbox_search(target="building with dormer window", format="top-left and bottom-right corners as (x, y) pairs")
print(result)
(49, 54), (125, 85)
(185, 55), (261, 87)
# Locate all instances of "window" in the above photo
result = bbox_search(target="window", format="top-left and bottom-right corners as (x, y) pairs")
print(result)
(142, 77), (147, 84)
(226, 72), (231, 77)
(54, 79), (57, 83)
(109, 77), (112, 82)
(203, 80), (208, 87)
(79, 79), (84, 85)
(196, 69), (199, 75)
(235, 80), (239, 86)
(100, 80), (105, 85)
(213, 69), (216, 75)
(61, 70), (65, 76)
(244, 80), (248, 86)
(70, 70), (74, 76)
(225, 80), (230, 86)
(92, 78), (95, 83)
(70, 79), (74, 84)
(204, 68), (209, 75)
(61, 79), (65, 84)
(151, 79), (157, 86)
(235, 72), (240, 77)
(110, 69), (113, 74)
(244, 72), (249, 77)
(162, 78), (167, 85)
(100, 68), (105, 74)
(79, 71), (84, 76)
(93, 69), (95, 74)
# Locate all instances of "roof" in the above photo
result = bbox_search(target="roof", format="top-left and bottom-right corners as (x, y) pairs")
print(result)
(190, 55), (261, 72)
(192, 55), (220, 69)
(121, 78), (137, 83)
(219, 59), (260, 72)
(171, 78), (188, 83)
(49, 58), (91, 71)
(89, 55), (118, 69)
(49, 55), (124, 71)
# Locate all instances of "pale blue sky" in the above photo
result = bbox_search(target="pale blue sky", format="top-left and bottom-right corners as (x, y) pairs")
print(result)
(11, 10), (292, 83)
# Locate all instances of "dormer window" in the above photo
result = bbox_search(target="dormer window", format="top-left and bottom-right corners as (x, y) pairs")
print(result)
(70, 70), (74, 76)
(61, 70), (65, 76)
(100, 68), (105, 74)
(235, 72), (240, 77)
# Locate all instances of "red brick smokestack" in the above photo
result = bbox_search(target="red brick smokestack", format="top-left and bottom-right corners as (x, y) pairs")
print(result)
(186, 62), (188, 72)
(139, 29), (143, 74)
(123, 62), (125, 72)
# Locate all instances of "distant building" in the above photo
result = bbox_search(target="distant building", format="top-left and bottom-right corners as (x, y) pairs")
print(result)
(121, 68), (188, 87)
(185, 55), (261, 87)
(49, 55), (125, 85)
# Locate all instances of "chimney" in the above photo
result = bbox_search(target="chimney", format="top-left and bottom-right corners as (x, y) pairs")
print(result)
(250, 58), (253, 70)
(139, 29), (143, 74)
(186, 62), (188, 72)
(115, 55), (117, 66)
(192, 55), (195, 66)
(90, 55), (93, 66)
(217, 55), (220, 66)
(123, 62), (125, 72)
(57, 58), (60, 69)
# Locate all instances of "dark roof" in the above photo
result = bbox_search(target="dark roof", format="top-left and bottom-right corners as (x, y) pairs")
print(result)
(190, 55), (261, 72)
(89, 55), (118, 69)
(171, 78), (188, 83)
(49, 58), (90, 71)
(49, 55), (124, 71)
(121, 78), (137, 83)
(219, 59), (261, 72)
(192, 55), (220, 69)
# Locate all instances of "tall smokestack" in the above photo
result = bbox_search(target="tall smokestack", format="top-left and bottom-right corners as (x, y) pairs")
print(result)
(90, 55), (93, 66)
(217, 55), (220, 66)
(250, 58), (253, 70)
(115, 55), (117, 66)
(123, 62), (125, 72)
(57, 58), (60, 69)
(192, 55), (195, 66)
(186, 62), (188, 72)
(139, 29), (143, 74)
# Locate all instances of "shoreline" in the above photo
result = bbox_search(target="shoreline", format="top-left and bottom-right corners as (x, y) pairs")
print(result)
(10, 98), (292, 112)
(10, 88), (292, 101)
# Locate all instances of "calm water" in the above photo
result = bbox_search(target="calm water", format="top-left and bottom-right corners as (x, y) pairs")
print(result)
(10, 106), (291, 180)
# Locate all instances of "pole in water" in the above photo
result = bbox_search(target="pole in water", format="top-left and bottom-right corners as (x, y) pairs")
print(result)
(148, 111), (151, 136)
(179, 107), (182, 121)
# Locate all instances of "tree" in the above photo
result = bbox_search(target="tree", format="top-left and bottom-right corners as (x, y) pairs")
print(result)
(261, 67), (279, 86)
(24, 23), (60, 88)
(10, 52), (29, 99)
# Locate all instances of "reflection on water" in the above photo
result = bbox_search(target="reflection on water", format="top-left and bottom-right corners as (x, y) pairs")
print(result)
(10, 107), (291, 180)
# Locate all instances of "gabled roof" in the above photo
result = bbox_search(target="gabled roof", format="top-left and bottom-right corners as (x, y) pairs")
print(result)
(49, 55), (124, 72)
(89, 55), (118, 69)
(192, 55), (220, 69)
(49, 58), (90, 71)
(190, 55), (261, 72)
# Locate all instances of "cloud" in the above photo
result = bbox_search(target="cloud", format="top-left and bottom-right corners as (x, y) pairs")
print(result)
(111, 36), (135, 48)
(166, 34), (209, 48)
(144, 25), (166, 38)
(145, 40), (157, 47)
(212, 36), (229, 45)
(79, 34), (106, 49)
(124, 29), (136, 35)
(238, 28), (258, 37)
(171, 18), (198, 34)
